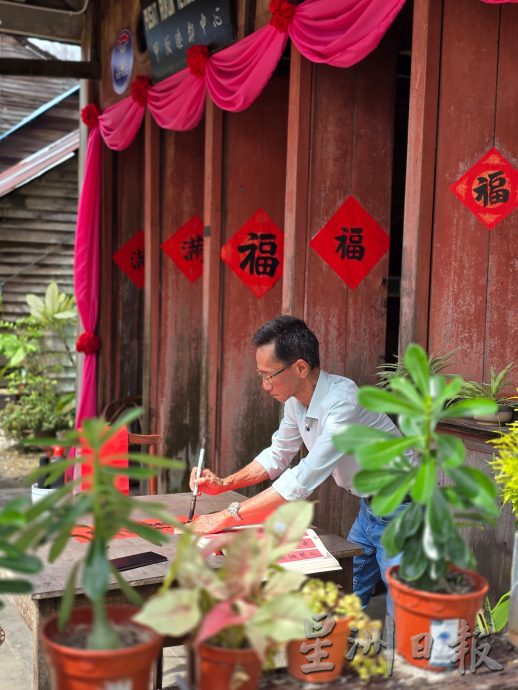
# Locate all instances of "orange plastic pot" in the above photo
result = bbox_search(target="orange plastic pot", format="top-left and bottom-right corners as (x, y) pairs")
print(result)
(41, 605), (163, 690)
(195, 642), (262, 690)
(387, 565), (488, 672)
(286, 615), (351, 683)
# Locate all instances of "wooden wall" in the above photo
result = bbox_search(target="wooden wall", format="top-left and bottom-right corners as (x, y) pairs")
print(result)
(95, 0), (401, 536)
(401, 0), (518, 599)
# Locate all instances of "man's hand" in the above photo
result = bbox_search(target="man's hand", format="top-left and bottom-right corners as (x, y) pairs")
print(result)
(190, 510), (230, 535)
(190, 468), (226, 495)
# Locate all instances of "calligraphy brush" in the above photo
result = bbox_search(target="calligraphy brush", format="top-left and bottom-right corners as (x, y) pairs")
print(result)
(187, 445), (205, 523)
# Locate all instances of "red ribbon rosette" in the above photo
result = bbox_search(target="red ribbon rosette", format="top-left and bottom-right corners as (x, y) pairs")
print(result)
(76, 332), (100, 355)
(269, 0), (296, 32)
(187, 45), (210, 78)
(80, 103), (100, 129)
(131, 76), (151, 106)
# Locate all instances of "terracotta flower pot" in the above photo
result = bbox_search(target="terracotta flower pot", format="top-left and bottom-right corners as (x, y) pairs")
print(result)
(386, 565), (489, 672)
(286, 615), (351, 683)
(195, 642), (262, 690)
(41, 605), (163, 690)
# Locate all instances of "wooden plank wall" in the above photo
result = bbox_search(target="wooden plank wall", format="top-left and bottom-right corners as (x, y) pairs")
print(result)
(402, 0), (518, 598)
(0, 156), (78, 392)
(406, 0), (518, 380)
(96, 1), (401, 521)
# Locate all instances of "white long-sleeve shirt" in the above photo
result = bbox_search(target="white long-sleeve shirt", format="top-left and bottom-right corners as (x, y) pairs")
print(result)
(255, 370), (399, 500)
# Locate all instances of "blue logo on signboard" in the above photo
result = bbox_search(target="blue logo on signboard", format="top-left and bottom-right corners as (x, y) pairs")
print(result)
(111, 29), (134, 95)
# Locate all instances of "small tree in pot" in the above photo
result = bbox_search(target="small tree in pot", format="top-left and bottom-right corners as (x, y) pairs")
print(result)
(14, 409), (183, 689)
(334, 343), (500, 671)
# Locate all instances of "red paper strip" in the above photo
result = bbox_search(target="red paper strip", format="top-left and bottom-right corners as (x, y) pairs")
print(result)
(162, 216), (204, 283)
(72, 517), (182, 543)
(310, 196), (390, 289)
(451, 147), (518, 229)
(221, 209), (283, 298)
(112, 230), (145, 288)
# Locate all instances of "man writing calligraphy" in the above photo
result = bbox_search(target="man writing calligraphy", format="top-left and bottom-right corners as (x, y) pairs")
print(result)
(190, 315), (407, 613)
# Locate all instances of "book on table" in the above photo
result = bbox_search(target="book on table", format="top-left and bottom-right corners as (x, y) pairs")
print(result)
(198, 526), (341, 575)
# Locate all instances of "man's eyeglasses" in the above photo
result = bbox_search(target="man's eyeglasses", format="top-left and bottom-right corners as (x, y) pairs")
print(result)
(256, 363), (293, 386)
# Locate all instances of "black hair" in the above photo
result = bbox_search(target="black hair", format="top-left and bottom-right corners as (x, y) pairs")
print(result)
(252, 315), (320, 369)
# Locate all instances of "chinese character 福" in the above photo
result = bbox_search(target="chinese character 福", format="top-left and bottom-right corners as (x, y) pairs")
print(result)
(472, 170), (510, 207)
(238, 232), (279, 277)
(335, 226), (365, 261)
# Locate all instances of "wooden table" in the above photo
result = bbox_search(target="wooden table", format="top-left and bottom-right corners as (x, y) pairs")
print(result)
(2, 491), (362, 690)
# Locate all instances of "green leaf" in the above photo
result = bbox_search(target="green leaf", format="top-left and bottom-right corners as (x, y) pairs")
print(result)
(370, 469), (417, 516)
(442, 399), (498, 419)
(436, 434), (465, 468)
(404, 343), (430, 396)
(411, 460), (436, 504)
(399, 532), (428, 582)
(389, 376), (424, 409)
(446, 530), (472, 569)
(135, 589), (201, 636)
(358, 387), (420, 415)
(265, 501), (313, 559)
(332, 424), (393, 454)
(0, 580), (33, 594)
(426, 488), (452, 543)
(353, 469), (407, 495)
(446, 466), (499, 517)
(58, 562), (79, 631)
(356, 436), (419, 470)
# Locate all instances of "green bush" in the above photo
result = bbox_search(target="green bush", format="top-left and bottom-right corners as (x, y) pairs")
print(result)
(0, 378), (74, 443)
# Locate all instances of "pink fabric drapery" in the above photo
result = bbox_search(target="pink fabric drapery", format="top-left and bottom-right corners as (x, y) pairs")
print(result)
(73, 0), (406, 427)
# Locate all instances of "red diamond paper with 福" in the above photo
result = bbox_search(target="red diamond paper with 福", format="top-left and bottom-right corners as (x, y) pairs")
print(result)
(112, 230), (145, 288)
(162, 216), (204, 283)
(450, 147), (518, 229)
(310, 196), (389, 289)
(221, 209), (284, 298)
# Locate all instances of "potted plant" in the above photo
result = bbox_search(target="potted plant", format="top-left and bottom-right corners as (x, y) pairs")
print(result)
(333, 343), (500, 671)
(286, 578), (386, 683)
(488, 420), (518, 645)
(457, 362), (516, 423)
(376, 348), (458, 389)
(135, 501), (316, 690)
(14, 409), (184, 690)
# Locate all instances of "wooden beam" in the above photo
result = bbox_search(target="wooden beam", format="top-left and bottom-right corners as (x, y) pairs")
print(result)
(142, 111), (162, 491)
(398, 0), (443, 352)
(200, 98), (223, 471)
(0, 1), (84, 43)
(282, 45), (312, 318)
(0, 58), (101, 79)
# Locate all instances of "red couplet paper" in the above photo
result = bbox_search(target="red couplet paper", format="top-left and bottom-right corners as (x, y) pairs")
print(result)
(161, 216), (204, 283)
(221, 209), (284, 298)
(310, 196), (390, 289)
(79, 425), (129, 495)
(451, 147), (518, 230)
(112, 230), (145, 288)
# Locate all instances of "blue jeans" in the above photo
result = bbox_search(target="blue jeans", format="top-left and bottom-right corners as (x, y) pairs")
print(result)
(347, 497), (408, 618)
